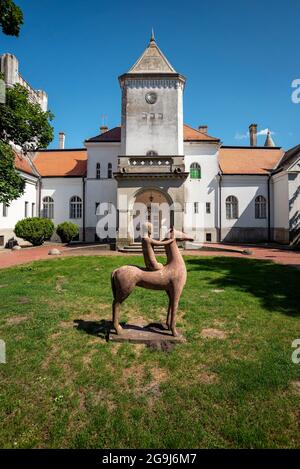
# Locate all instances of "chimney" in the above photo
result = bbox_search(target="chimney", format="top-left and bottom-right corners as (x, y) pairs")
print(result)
(198, 125), (208, 134)
(100, 125), (108, 134)
(249, 124), (257, 147)
(59, 132), (65, 149)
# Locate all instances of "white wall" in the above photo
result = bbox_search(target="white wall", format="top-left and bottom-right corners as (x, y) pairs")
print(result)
(288, 162), (300, 242)
(121, 80), (184, 156)
(183, 142), (219, 241)
(221, 175), (269, 228)
(272, 172), (289, 230)
(0, 172), (38, 246)
(41, 177), (84, 229)
(85, 143), (119, 237)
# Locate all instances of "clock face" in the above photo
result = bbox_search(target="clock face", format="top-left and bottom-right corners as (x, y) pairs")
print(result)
(145, 92), (157, 104)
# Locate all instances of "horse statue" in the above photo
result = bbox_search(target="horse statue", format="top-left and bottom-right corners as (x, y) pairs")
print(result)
(111, 227), (193, 337)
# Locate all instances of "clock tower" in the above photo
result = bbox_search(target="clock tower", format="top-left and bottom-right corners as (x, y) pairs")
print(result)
(119, 32), (185, 156)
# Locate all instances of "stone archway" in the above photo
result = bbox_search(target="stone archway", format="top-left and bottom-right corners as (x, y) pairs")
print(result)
(132, 189), (173, 241)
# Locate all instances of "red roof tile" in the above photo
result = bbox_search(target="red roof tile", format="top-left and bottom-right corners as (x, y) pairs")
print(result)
(86, 124), (220, 143)
(183, 124), (219, 142)
(219, 147), (284, 175)
(14, 152), (36, 176)
(33, 149), (87, 177)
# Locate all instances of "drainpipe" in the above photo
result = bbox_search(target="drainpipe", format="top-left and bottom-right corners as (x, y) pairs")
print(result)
(267, 174), (271, 243)
(38, 176), (42, 217)
(82, 177), (86, 242)
(218, 172), (222, 242)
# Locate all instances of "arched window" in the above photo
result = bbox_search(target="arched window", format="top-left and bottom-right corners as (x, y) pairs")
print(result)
(255, 195), (267, 219)
(42, 196), (54, 219)
(70, 196), (82, 219)
(107, 163), (112, 179)
(226, 196), (238, 219)
(96, 163), (101, 179)
(146, 150), (158, 156)
(190, 162), (201, 179)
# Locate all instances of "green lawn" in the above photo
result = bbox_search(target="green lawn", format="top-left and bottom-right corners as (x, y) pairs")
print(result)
(0, 255), (299, 448)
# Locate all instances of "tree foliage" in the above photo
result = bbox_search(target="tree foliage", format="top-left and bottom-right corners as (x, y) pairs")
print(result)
(0, 140), (25, 204)
(0, 0), (23, 36)
(0, 84), (54, 152)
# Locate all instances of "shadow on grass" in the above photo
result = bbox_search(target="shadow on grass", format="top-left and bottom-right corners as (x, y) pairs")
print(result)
(186, 257), (300, 317)
(73, 319), (111, 340)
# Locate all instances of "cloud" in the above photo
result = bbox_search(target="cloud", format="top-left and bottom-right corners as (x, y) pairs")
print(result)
(234, 128), (275, 140)
(257, 128), (275, 136)
(234, 132), (248, 140)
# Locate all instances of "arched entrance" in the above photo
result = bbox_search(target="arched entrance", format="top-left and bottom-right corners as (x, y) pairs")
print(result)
(132, 189), (173, 241)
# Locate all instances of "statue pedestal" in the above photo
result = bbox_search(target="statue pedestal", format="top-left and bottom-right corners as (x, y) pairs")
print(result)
(109, 322), (185, 346)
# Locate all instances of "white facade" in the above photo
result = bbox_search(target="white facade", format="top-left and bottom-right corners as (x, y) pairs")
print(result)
(40, 178), (84, 240)
(0, 172), (38, 246)
(183, 142), (219, 242)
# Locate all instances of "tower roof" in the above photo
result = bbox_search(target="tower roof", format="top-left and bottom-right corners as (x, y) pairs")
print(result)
(264, 130), (276, 147)
(128, 32), (177, 74)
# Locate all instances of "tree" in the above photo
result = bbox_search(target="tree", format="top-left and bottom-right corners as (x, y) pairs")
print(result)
(0, 140), (25, 204)
(0, 0), (23, 36)
(0, 84), (54, 151)
(0, 79), (54, 204)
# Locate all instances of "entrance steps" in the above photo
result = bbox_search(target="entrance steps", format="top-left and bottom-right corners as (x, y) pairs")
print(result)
(118, 242), (165, 253)
(118, 242), (183, 253)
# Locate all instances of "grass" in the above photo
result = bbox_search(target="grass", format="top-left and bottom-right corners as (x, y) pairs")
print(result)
(0, 254), (299, 448)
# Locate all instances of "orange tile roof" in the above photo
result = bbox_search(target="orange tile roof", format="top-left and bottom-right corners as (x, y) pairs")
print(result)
(86, 124), (220, 143)
(183, 124), (219, 142)
(14, 152), (37, 176)
(219, 147), (284, 175)
(33, 149), (87, 177)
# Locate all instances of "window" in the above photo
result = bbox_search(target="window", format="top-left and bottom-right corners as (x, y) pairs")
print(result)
(194, 202), (199, 214)
(95, 202), (100, 215)
(206, 202), (211, 214)
(190, 162), (201, 179)
(42, 196), (54, 219)
(31, 203), (35, 217)
(206, 233), (212, 242)
(96, 163), (101, 179)
(24, 201), (29, 218)
(2, 203), (8, 217)
(226, 196), (238, 219)
(107, 163), (112, 179)
(255, 195), (267, 219)
(70, 196), (82, 219)
(146, 150), (158, 156)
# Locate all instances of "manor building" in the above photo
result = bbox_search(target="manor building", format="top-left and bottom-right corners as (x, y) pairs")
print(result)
(0, 35), (299, 249)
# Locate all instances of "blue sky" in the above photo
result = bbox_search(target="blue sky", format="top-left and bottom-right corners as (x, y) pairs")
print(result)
(1, 0), (299, 149)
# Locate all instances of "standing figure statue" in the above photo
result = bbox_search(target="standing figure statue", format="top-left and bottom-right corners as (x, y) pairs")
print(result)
(111, 225), (193, 336)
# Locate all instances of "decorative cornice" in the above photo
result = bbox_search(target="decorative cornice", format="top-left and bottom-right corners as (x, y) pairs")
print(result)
(119, 73), (186, 89)
(114, 172), (189, 180)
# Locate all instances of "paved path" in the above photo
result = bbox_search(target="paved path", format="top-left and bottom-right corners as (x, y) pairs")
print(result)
(0, 243), (299, 270)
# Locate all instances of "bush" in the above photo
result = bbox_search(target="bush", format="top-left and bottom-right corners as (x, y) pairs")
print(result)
(56, 222), (79, 243)
(39, 218), (55, 240)
(14, 217), (54, 246)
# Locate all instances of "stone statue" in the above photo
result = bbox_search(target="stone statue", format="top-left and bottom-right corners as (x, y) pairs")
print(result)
(111, 226), (193, 337)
